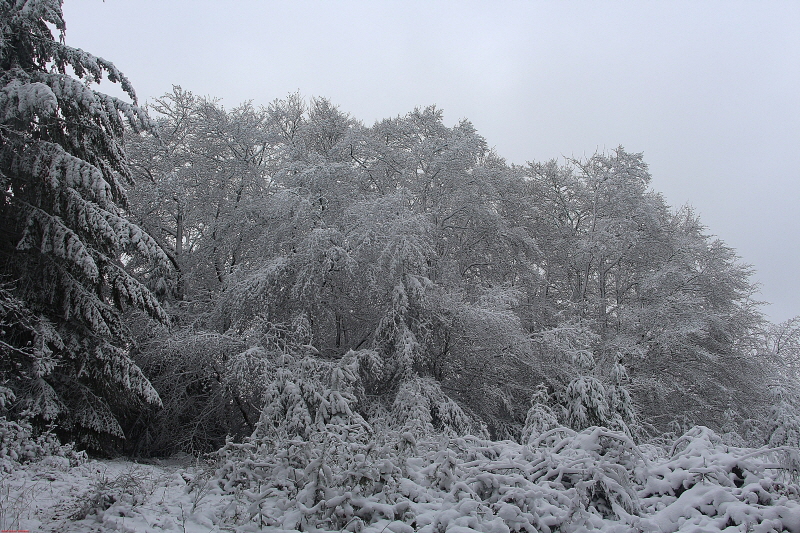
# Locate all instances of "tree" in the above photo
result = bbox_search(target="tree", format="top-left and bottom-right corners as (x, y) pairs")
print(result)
(0, 0), (168, 449)
(126, 87), (274, 309)
(746, 317), (800, 444)
(516, 150), (766, 436)
(120, 89), (776, 451)
(624, 207), (764, 432)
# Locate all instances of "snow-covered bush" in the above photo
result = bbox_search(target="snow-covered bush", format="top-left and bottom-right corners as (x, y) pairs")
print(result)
(521, 385), (559, 444)
(204, 421), (800, 533)
(766, 386), (800, 448)
(392, 377), (477, 438)
(126, 315), (319, 456)
(209, 347), (391, 530)
(125, 323), (255, 456)
(70, 465), (156, 521)
(0, 417), (86, 472)
(534, 320), (637, 436)
(640, 426), (800, 532)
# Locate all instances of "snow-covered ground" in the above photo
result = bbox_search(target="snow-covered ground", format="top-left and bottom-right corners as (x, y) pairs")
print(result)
(0, 455), (224, 532)
(6, 426), (800, 532)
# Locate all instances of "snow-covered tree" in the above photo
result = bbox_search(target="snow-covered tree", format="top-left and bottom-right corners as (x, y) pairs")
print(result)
(118, 88), (780, 453)
(0, 0), (168, 448)
(626, 207), (764, 432)
(519, 151), (764, 436)
(126, 87), (273, 308)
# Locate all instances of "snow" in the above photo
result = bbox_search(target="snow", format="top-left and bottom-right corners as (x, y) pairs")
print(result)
(2, 424), (799, 532)
(1, 456), (223, 532)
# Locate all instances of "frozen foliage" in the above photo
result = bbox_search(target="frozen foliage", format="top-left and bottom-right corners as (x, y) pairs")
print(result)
(0, 0), (168, 448)
(532, 320), (636, 436)
(196, 424), (800, 533)
(0, 425), (798, 532)
(521, 386), (559, 444)
(125, 87), (789, 451)
(184, 343), (800, 532)
(641, 426), (800, 532)
(0, 416), (85, 472)
(767, 387), (800, 449)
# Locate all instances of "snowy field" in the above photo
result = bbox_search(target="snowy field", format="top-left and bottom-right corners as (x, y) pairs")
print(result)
(0, 453), (240, 533)
(4, 426), (800, 533)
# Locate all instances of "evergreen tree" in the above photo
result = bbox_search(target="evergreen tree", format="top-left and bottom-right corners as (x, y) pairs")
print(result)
(0, 0), (168, 449)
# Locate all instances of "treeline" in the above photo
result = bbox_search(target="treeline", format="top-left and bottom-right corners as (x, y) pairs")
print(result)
(1, 1), (798, 456)
(119, 88), (798, 455)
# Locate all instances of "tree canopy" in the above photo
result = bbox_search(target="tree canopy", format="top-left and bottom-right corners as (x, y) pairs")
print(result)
(120, 88), (788, 455)
(1, 4), (796, 458)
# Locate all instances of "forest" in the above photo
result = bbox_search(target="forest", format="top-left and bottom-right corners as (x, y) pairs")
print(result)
(2, 1), (800, 531)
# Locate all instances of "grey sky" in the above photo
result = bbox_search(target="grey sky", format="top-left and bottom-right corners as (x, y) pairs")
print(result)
(62, 0), (800, 322)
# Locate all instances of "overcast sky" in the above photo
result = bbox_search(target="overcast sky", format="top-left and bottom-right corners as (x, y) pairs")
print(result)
(61, 0), (800, 322)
